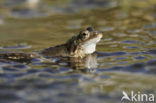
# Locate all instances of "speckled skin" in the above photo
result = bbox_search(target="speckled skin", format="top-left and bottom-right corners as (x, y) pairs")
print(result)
(40, 27), (103, 58)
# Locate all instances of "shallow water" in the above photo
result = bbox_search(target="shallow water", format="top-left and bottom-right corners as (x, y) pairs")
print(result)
(0, 0), (156, 103)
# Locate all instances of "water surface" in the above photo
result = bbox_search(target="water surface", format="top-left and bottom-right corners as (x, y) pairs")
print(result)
(0, 0), (156, 103)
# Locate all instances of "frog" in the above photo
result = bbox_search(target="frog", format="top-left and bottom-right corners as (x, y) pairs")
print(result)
(0, 27), (103, 63)
(39, 27), (103, 58)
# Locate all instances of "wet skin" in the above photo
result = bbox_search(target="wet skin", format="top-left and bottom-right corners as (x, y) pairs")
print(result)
(40, 27), (103, 58)
(0, 27), (103, 62)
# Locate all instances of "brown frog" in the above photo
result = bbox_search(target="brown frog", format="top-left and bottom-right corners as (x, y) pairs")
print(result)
(40, 27), (103, 58)
(0, 27), (102, 63)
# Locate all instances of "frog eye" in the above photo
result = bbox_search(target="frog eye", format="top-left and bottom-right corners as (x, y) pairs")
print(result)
(79, 30), (90, 40)
(82, 33), (87, 36)
(82, 31), (89, 36)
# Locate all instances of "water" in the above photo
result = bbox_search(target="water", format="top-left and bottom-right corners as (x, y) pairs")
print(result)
(0, 0), (156, 103)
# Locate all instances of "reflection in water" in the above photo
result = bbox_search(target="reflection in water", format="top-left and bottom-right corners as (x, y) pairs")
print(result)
(57, 52), (98, 70)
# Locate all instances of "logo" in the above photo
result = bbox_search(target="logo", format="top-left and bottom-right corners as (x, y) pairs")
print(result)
(121, 91), (155, 102)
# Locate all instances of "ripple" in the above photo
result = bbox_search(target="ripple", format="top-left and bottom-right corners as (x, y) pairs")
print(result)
(134, 56), (145, 60)
(113, 32), (126, 37)
(120, 40), (140, 44)
(2, 67), (19, 71)
(2, 0), (26, 7)
(146, 59), (156, 74)
(57, 92), (73, 98)
(0, 83), (26, 90)
(100, 27), (115, 31)
(69, 0), (118, 9)
(97, 66), (124, 72)
(146, 49), (156, 55)
(128, 63), (145, 70)
(146, 59), (156, 66)
(148, 30), (156, 36)
(143, 23), (156, 29)
(98, 63), (147, 73)
(0, 92), (20, 102)
(98, 52), (127, 57)
(0, 43), (31, 49)
(59, 67), (71, 73)
(26, 69), (40, 74)
(8, 8), (50, 18)
(34, 83), (55, 89)
(127, 29), (141, 33)
(112, 57), (127, 61)
(124, 46), (138, 49)
(0, 72), (25, 78)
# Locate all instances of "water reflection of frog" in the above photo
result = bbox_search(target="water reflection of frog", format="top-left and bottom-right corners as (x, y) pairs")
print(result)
(0, 27), (102, 68)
